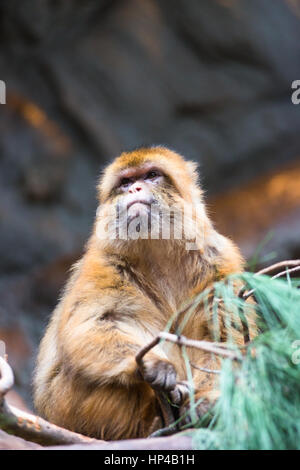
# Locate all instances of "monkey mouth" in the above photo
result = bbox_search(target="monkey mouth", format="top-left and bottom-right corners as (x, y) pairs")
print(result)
(127, 199), (153, 210)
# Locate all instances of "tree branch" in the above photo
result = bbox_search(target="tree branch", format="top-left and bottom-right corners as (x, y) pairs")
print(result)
(255, 259), (300, 276)
(241, 261), (300, 301)
(136, 332), (242, 363)
(0, 357), (105, 446)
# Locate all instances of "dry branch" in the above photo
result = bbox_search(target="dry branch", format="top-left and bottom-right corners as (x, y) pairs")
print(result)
(190, 362), (220, 374)
(255, 259), (300, 276)
(0, 357), (105, 446)
(272, 265), (300, 280)
(136, 332), (241, 365)
(240, 261), (300, 301)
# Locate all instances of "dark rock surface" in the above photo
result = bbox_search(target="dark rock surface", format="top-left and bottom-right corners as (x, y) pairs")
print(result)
(0, 0), (299, 405)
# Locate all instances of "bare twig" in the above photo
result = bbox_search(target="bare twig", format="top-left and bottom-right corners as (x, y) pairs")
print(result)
(272, 265), (300, 280)
(135, 337), (160, 367)
(239, 259), (300, 302)
(136, 332), (241, 366)
(0, 358), (105, 446)
(160, 332), (241, 360)
(255, 259), (300, 276)
(190, 362), (220, 374)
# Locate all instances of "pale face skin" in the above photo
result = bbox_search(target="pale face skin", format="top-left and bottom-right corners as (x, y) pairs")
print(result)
(114, 165), (165, 223)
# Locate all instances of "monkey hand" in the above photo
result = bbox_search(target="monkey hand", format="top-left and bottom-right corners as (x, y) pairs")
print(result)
(168, 381), (191, 406)
(138, 358), (177, 392)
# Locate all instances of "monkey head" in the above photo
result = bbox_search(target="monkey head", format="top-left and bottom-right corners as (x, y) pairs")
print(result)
(96, 146), (208, 247)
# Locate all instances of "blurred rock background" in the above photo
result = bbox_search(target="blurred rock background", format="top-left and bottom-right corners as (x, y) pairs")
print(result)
(0, 0), (299, 407)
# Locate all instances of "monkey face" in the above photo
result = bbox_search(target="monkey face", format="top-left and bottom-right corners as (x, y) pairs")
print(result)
(97, 164), (181, 241)
(96, 147), (205, 245)
(114, 165), (170, 238)
(116, 165), (162, 221)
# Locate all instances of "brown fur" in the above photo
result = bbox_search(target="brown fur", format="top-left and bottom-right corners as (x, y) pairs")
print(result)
(34, 146), (252, 440)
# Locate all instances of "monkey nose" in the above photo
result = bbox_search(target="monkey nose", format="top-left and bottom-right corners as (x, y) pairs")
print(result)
(129, 185), (142, 193)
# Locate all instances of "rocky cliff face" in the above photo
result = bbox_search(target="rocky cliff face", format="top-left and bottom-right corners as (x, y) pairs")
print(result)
(0, 0), (299, 405)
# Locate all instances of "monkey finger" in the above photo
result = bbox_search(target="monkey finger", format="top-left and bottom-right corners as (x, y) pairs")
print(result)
(141, 360), (177, 392)
(162, 365), (177, 391)
(169, 381), (191, 405)
(149, 367), (175, 391)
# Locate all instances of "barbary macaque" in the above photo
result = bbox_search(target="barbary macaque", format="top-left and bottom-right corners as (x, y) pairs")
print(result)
(34, 146), (253, 440)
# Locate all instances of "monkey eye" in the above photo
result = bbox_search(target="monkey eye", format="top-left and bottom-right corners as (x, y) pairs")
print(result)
(145, 170), (159, 180)
(120, 177), (131, 187)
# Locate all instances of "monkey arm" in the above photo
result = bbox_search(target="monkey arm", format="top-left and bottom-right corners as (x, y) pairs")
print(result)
(57, 300), (176, 390)
(58, 312), (143, 387)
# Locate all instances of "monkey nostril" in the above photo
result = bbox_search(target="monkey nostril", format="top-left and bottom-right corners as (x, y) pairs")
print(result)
(129, 186), (141, 193)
